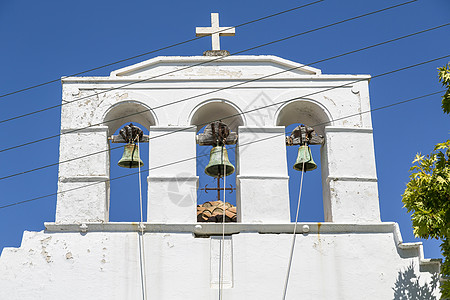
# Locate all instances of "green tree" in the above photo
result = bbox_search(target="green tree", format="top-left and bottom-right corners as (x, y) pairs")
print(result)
(402, 63), (450, 299)
(439, 63), (450, 114)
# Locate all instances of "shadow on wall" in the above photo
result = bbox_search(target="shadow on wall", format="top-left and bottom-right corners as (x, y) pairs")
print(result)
(392, 263), (439, 300)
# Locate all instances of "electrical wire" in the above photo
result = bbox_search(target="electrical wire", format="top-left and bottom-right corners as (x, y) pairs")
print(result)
(1, 20), (446, 157)
(0, 50), (447, 181)
(0, 89), (443, 210)
(0, 0), (418, 126)
(0, 0), (324, 100)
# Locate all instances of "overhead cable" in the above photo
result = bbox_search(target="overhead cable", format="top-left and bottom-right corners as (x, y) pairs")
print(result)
(0, 89), (443, 209)
(0, 0), (323, 100)
(1, 20), (445, 157)
(0, 0), (418, 126)
(0, 51), (447, 180)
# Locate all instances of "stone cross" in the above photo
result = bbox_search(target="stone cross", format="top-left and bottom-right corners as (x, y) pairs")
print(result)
(196, 13), (235, 51)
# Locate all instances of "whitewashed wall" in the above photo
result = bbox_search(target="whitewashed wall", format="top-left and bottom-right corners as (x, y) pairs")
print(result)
(0, 55), (440, 299)
(0, 223), (440, 299)
(54, 55), (380, 224)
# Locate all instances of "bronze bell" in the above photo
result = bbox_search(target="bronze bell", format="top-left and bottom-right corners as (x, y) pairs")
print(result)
(118, 143), (144, 168)
(293, 145), (317, 172)
(205, 146), (235, 177)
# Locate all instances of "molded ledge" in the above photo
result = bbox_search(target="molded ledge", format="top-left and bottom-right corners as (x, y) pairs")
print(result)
(149, 126), (197, 132)
(238, 126), (285, 133)
(326, 176), (378, 183)
(325, 126), (373, 133)
(147, 175), (199, 181)
(237, 175), (289, 180)
(42, 221), (439, 271)
(59, 176), (109, 183)
(60, 126), (109, 134)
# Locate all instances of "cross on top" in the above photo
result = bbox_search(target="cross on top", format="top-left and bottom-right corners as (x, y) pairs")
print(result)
(196, 13), (235, 51)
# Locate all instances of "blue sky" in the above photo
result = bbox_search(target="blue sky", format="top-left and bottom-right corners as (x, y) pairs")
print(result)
(0, 0), (449, 262)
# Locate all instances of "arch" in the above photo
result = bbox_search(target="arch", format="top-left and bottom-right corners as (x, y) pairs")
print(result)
(275, 98), (332, 135)
(102, 100), (158, 133)
(275, 97), (332, 222)
(188, 99), (246, 132)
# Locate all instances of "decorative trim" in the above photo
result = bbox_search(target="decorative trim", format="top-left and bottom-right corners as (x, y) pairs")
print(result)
(238, 126), (285, 134)
(237, 175), (289, 180)
(149, 126), (196, 132)
(43, 221), (402, 236)
(60, 176), (109, 183)
(325, 126), (373, 134)
(147, 176), (199, 182)
(109, 55), (322, 77)
(61, 83), (358, 90)
(61, 126), (109, 134)
(326, 176), (378, 183)
(36, 222), (440, 270)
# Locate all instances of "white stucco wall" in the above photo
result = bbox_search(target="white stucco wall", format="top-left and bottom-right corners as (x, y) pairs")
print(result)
(0, 223), (440, 299)
(0, 55), (441, 299)
(55, 55), (380, 224)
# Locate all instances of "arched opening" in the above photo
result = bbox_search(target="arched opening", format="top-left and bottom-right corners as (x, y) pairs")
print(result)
(189, 100), (245, 222)
(189, 99), (244, 133)
(284, 123), (323, 222)
(276, 99), (332, 222)
(103, 100), (156, 134)
(103, 101), (157, 222)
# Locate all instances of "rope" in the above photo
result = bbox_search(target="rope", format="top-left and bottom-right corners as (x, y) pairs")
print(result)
(282, 160), (306, 300)
(137, 138), (148, 300)
(137, 138), (144, 225)
(219, 144), (227, 300)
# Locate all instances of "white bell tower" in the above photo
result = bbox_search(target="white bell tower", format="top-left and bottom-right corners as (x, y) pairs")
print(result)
(0, 14), (441, 299)
(54, 53), (380, 225)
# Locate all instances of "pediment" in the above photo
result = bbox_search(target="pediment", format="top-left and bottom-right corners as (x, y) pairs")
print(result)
(110, 55), (321, 80)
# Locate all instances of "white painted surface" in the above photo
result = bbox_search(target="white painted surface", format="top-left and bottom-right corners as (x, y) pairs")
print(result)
(0, 223), (440, 299)
(0, 54), (441, 298)
(56, 54), (376, 224)
(210, 236), (233, 288)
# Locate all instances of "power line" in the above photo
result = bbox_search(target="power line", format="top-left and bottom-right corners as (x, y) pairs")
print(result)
(0, 48), (447, 180)
(1, 19), (444, 157)
(0, 0), (324, 100)
(0, 0), (418, 126)
(0, 89), (443, 210)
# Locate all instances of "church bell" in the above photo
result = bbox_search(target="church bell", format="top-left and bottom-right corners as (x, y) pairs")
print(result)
(204, 146), (235, 177)
(293, 145), (317, 172)
(118, 143), (144, 168)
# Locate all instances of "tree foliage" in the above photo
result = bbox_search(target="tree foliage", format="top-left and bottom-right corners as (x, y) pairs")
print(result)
(403, 141), (450, 299)
(438, 63), (450, 114)
(402, 141), (450, 240)
(402, 64), (450, 299)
